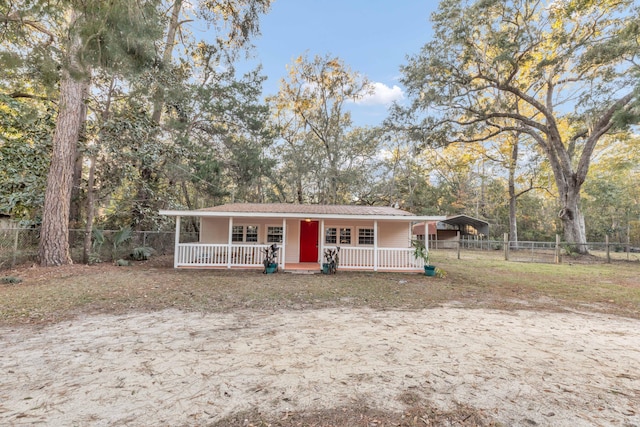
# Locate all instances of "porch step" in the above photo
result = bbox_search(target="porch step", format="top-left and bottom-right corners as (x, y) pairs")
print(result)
(285, 269), (321, 274)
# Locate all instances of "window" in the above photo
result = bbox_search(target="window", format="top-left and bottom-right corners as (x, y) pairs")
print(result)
(246, 225), (258, 242)
(339, 228), (351, 245)
(267, 226), (283, 243)
(325, 227), (352, 245)
(358, 228), (374, 245)
(232, 225), (244, 242)
(325, 228), (337, 244)
(232, 225), (259, 243)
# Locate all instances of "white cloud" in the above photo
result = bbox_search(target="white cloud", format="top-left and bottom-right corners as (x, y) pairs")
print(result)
(356, 82), (404, 106)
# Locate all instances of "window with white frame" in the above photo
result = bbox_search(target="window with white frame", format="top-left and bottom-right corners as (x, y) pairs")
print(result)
(246, 225), (258, 242)
(339, 228), (352, 245)
(232, 225), (244, 242)
(324, 227), (351, 245)
(325, 227), (352, 245)
(358, 228), (375, 245)
(232, 225), (259, 243)
(267, 226), (283, 243)
(325, 228), (337, 244)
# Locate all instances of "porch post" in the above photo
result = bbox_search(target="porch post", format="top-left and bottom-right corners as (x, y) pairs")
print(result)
(173, 216), (181, 269)
(320, 219), (325, 266)
(227, 217), (233, 269)
(281, 218), (286, 270)
(373, 220), (378, 272)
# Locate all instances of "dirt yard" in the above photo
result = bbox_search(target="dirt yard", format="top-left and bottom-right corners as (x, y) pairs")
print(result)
(1, 305), (639, 426)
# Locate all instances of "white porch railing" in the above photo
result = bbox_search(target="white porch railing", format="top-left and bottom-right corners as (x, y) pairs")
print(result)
(325, 246), (424, 271)
(176, 243), (269, 268)
(176, 244), (424, 271)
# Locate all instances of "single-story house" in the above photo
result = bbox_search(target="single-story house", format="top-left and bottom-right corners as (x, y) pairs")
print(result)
(159, 203), (444, 272)
(413, 214), (490, 248)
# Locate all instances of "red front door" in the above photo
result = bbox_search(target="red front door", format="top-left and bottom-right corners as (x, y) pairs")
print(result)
(299, 221), (319, 262)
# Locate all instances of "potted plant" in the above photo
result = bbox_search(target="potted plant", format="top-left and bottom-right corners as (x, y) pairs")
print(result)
(322, 247), (340, 274)
(412, 239), (436, 276)
(262, 243), (280, 274)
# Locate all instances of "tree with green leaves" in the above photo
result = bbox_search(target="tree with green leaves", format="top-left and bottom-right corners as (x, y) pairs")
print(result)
(394, 0), (640, 253)
(2, 0), (272, 265)
(582, 134), (640, 244)
(0, 95), (53, 223)
(269, 54), (376, 204)
(2, 0), (163, 265)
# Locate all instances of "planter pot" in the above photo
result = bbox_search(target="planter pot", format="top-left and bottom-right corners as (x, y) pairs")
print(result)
(265, 263), (278, 274)
(322, 263), (330, 274)
(424, 265), (436, 276)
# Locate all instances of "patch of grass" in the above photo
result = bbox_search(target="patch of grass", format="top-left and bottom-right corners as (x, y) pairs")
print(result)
(0, 253), (639, 327)
(209, 401), (498, 427)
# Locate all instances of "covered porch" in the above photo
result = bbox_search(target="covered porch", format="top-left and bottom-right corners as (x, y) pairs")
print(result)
(173, 241), (426, 272)
(161, 203), (443, 273)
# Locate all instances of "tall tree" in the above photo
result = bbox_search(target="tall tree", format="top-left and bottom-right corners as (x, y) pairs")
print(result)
(39, 22), (88, 265)
(269, 54), (375, 204)
(394, 0), (640, 253)
(1, 0), (272, 264)
(2, 0), (163, 265)
(132, 0), (272, 226)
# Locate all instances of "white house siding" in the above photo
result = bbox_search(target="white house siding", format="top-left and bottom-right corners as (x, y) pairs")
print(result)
(285, 219), (300, 264)
(200, 217), (228, 243)
(378, 221), (412, 248)
(322, 219), (370, 247)
(200, 218), (290, 245)
(321, 219), (409, 248)
(196, 217), (412, 268)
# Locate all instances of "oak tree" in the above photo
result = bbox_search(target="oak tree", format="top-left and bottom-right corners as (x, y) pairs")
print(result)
(395, 0), (640, 252)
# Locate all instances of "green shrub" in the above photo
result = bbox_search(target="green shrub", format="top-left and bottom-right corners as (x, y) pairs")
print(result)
(131, 246), (155, 261)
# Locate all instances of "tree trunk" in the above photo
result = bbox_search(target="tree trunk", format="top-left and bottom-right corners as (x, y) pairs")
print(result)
(82, 77), (116, 264)
(508, 181), (518, 245)
(129, 0), (183, 229)
(151, 0), (182, 124)
(69, 153), (84, 228)
(508, 136), (518, 246)
(539, 130), (590, 254)
(38, 67), (89, 266)
(559, 182), (588, 254)
(82, 154), (96, 264)
(296, 177), (303, 204)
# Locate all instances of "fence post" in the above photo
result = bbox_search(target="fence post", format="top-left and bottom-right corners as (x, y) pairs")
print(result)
(503, 233), (509, 261)
(457, 231), (461, 260)
(554, 234), (561, 264)
(605, 235), (611, 263)
(11, 228), (19, 269)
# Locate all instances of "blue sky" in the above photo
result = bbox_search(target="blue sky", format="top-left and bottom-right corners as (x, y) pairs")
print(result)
(238, 0), (439, 127)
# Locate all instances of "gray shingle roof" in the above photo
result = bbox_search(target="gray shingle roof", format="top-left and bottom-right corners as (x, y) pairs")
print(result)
(198, 203), (414, 216)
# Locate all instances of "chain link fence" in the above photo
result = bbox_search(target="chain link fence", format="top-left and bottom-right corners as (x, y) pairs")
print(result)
(0, 228), (40, 269)
(3, 228), (638, 271)
(428, 235), (640, 264)
(1, 228), (198, 270)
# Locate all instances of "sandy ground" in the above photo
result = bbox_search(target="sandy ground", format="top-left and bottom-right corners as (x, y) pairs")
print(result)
(1, 306), (639, 426)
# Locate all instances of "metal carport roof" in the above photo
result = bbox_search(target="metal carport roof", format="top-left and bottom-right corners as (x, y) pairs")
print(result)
(439, 215), (489, 236)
